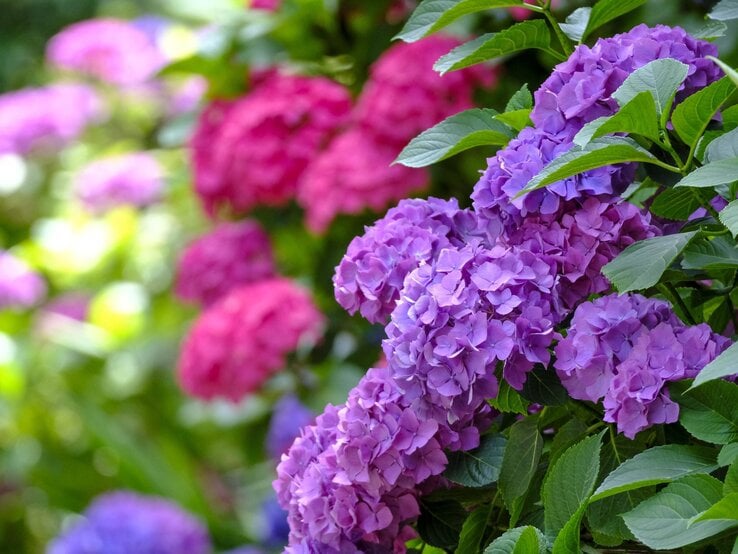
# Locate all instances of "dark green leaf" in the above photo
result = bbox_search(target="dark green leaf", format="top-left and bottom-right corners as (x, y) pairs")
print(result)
(499, 418), (543, 525)
(675, 158), (738, 188)
(672, 380), (738, 444)
(623, 474), (731, 549)
(692, 341), (738, 388)
(709, 56), (738, 88)
(483, 525), (547, 553)
(591, 445), (718, 502)
(520, 366), (568, 406)
(542, 433), (603, 535)
(726, 461), (738, 494)
(505, 83), (532, 112)
(574, 91), (660, 147)
(551, 504), (587, 554)
(445, 434), (507, 487)
(706, 127), (738, 163)
(434, 21), (551, 74)
(396, 0), (526, 42)
(650, 187), (713, 220)
(586, 488), (650, 545)
(519, 137), (661, 195)
(396, 109), (514, 168)
(602, 232), (698, 293)
(583, 0), (647, 40)
(692, 492), (738, 524)
(612, 58), (689, 116)
(489, 379), (529, 414)
(709, 0), (738, 21)
(417, 500), (467, 549)
(550, 419), (589, 466)
(720, 200), (738, 238)
(559, 7), (591, 42)
(672, 76), (736, 149)
(682, 236), (738, 270)
(456, 506), (491, 554)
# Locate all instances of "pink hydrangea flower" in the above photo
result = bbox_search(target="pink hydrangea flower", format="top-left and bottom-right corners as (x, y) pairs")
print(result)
(190, 71), (351, 216)
(0, 251), (46, 310)
(178, 278), (324, 402)
(298, 129), (429, 232)
(75, 152), (164, 213)
(46, 18), (164, 85)
(175, 220), (276, 307)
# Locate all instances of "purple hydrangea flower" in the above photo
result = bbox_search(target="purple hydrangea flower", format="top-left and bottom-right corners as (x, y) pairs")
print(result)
(46, 491), (211, 554)
(0, 251), (46, 310)
(333, 197), (483, 323)
(0, 84), (103, 155)
(75, 153), (164, 214)
(266, 395), (314, 460)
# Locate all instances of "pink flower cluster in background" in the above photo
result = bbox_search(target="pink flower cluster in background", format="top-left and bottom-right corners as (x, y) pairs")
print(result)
(0, 251), (47, 310)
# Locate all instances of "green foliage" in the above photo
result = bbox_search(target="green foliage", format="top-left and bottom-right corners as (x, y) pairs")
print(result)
(574, 91), (660, 147)
(675, 158), (738, 188)
(672, 76), (736, 149)
(489, 380), (529, 414)
(612, 58), (689, 117)
(417, 500), (468, 550)
(709, 0), (738, 21)
(499, 418), (543, 525)
(445, 434), (507, 488)
(582, 0), (648, 40)
(650, 187), (714, 220)
(559, 8), (591, 42)
(692, 341), (738, 388)
(672, 380), (738, 444)
(457, 506), (492, 554)
(484, 526), (548, 553)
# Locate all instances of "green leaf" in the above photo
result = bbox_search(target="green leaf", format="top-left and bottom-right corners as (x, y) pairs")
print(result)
(709, 56), (738, 88)
(417, 500), (467, 549)
(720, 443), (738, 467)
(691, 341), (738, 389)
(682, 236), (738, 270)
(484, 526), (547, 554)
(519, 137), (661, 196)
(549, 419), (588, 466)
(583, 0), (647, 40)
(559, 7), (591, 42)
(675, 158), (738, 188)
(706, 127), (738, 163)
(395, 109), (514, 168)
(489, 380), (529, 414)
(495, 109), (532, 131)
(520, 365), (568, 406)
(499, 418), (543, 525)
(456, 506), (491, 554)
(590, 445), (718, 502)
(612, 58), (689, 116)
(726, 461), (738, 494)
(709, 0), (738, 21)
(720, 200), (738, 238)
(623, 474), (732, 549)
(542, 433), (603, 535)
(551, 504), (587, 554)
(650, 187), (713, 220)
(672, 380), (738, 445)
(602, 231), (698, 293)
(445, 434), (507, 487)
(692, 20), (729, 40)
(693, 492), (738, 524)
(505, 83), (532, 112)
(573, 91), (660, 147)
(434, 21), (551, 74)
(586, 488), (650, 546)
(396, 0), (526, 42)
(672, 76), (736, 149)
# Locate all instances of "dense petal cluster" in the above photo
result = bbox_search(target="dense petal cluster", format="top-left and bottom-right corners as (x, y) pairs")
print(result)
(333, 197), (482, 323)
(354, 35), (495, 147)
(532, 24), (721, 133)
(0, 84), (103, 155)
(178, 278), (324, 402)
(555, 293), (730, 437)
(191, 72), (351, 215)
(0, 251), (46, 310)
(74, 153), (164, 213)
(266, 395), (314, 460)
(175, 220), (275, 307)
(46, 18), (164, 85)
(47, 491), (211, 554)
(298, 130), (429, 232)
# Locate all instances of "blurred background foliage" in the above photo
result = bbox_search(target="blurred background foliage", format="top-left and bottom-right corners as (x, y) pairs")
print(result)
(0, 0), (735, 552)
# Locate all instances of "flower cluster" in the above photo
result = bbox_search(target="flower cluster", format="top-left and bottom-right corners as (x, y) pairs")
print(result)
(266, 394), (314, 460)
(46, 18), (164, 86)
(190, 71), (351, 215)
(0, 251), (46, 310)
(0, 84), (103, 155)
(333, 197), (482, 323)
(177, 278), (323, 402)
(175, 220), (275, 307)
(555, 294), (730, 437)
(74, 153), (164, 214)
(47, 491), (211, 554)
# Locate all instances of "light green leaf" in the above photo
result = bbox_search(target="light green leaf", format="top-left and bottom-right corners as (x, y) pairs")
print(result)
(551, 504), (587, 554)
(519, 137), (661, 196)
(692, 492), (738, 525)
(574, 91), (660, 147)
(499, 418), (543, 525)
(395, 109), (514, 168)
(396, 0), (526, 42)
(719, 443), (738, 467)
(456, 506), (491, 554)
(489, 379), (529, 415)
(692, 20), (729, 40)
(484, 525), (547, 554)
(672, 380), (738, 444)
(505, 83), (532, 112)
(602, 232), (698, 293)
(583, 0), (647, 40)
(590, 445), (718, 502)
(709, 0), (738, 21)
(706, 127), (738, 162)
(434, 21), (551, 74)
(682, 236), (738, 270)
(445, 434), (507, 488)
(672, 76), (736, 149)
(719, 200), (738, 238)
(692, 341), (738, 389)
(612, 58), (689, 116)
(726, 461), (738, 494)
(623, 474), (732, 549)
(496, 109), (532, 131)
(542, 433), (603, 535)
(675, 158), (738, 188)
(709, 56), (738, 88)
(650, 187), (713, 221)
(559, 7), (591, 42)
